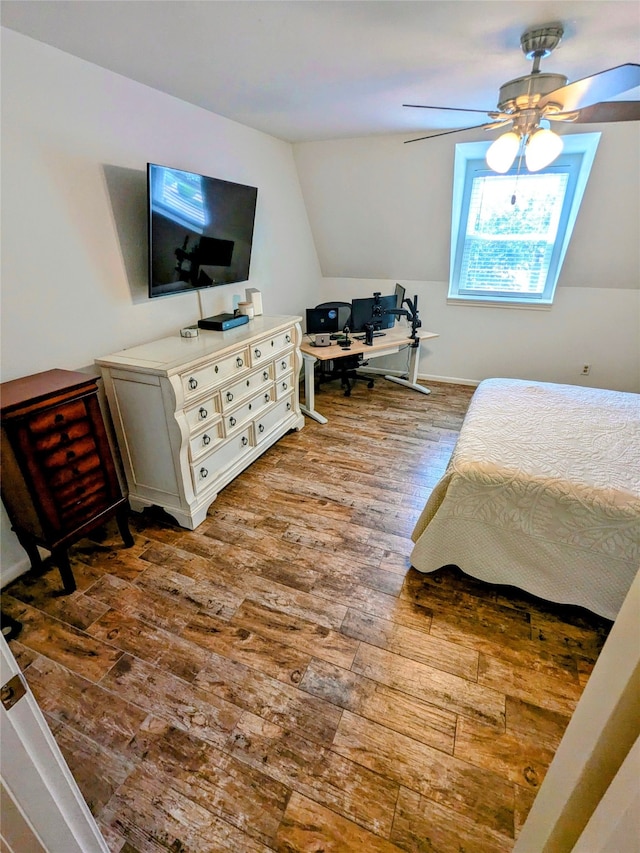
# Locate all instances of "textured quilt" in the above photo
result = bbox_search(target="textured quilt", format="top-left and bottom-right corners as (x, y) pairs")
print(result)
(410, 378), (640, 620)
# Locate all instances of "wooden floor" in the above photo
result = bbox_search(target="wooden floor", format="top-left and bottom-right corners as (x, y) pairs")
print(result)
(2, 376), (611, 853)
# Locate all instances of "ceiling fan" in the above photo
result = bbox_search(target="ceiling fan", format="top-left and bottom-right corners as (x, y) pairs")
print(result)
(404, 24), (640, 173)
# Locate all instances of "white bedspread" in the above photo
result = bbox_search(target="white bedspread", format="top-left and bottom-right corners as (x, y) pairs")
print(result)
(410, 378), (640, 620)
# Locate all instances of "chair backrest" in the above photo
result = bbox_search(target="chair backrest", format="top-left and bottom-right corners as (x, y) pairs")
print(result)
(315, 301), (352, 330)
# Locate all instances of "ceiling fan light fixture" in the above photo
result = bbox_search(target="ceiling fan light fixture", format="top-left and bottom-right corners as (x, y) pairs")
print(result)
(486, 131), (521, 173)
(525, 127), (564, 171)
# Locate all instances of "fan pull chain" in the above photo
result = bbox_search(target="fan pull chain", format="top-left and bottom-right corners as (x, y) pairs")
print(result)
(511, 143), (527, 204)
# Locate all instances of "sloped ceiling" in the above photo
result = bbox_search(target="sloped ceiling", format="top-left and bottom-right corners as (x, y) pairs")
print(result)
(1, 0), (639, 143)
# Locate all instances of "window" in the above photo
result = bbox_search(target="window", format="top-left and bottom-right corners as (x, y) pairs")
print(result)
(449, 133), (600, 306)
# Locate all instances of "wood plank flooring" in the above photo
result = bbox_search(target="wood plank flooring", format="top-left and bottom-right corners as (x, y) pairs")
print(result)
(2, 376), (612, 852)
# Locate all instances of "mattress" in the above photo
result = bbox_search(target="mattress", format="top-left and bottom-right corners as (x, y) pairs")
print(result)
(410, 378), (640, 621)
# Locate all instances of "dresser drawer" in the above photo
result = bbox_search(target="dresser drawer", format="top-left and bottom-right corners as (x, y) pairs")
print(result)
(275, 372), (295, 400)
(223, 389), (274, 435)
(185, 395), (220, 432)
(181, 348), (250, 399)
(188, 421), (224, 461)
(275, 352), (294, 378)
(221, 366), (273, 412)
(249, 328), (295, 366)
(191, 427), (253, 494)
(254, 395), (296, 444)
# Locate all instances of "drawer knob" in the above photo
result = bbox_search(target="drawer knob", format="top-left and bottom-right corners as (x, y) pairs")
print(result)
(241, 436), (249, 446)
(226, 391), (234, 402)
(200, 467), (208, 479)
(287, 402), (292, 411)
(72, 466), (80, 476)
(54, 413), (65, 424)
(202, 434), (211, 446)
(282, 382), (287, 391)
(281, 360), (287, 369)
(188, 377), (198, 390)
(199, 407), (208, 419)
(246, 380), (250, 387)
(254, 348), (261, 357)
(66, 450), (76, 460)
(258, 423), (265, 433)
(236, 357), (244, 368)
(264, 393), (270, 402)
(61, 432), (70, 443)
(229, 416), (237, 427)
(263, 371), (269, 380)
(248, 403), (252, 410)
(214, 365), (219, 373)
(286, 334), (291, 343)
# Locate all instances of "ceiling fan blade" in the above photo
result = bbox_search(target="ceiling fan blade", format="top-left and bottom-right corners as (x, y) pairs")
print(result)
(557, 100), (640, 123)
(403, 103), (495, 115)
(404, 122), (500, 144)
(539, 63), (640, 112)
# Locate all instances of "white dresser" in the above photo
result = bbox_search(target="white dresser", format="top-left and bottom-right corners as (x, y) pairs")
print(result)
(95, 315), (304, 529)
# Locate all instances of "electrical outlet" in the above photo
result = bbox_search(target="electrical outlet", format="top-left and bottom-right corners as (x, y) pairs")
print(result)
(581, 364), (591, 375)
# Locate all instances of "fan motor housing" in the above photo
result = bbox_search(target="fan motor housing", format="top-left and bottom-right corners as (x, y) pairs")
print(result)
(497, 72), (568, 112)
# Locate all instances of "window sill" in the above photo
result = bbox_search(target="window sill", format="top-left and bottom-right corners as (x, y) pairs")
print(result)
(447, 296), (553, 310)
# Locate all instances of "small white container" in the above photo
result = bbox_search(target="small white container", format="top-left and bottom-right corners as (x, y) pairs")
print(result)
(237, 301), (254, 319)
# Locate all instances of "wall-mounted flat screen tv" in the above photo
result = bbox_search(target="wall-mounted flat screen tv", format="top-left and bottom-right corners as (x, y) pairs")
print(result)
(147, 163), (258, 298)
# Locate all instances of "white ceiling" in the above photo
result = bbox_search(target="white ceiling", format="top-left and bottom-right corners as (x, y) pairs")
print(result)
(2, 0), (639, 143)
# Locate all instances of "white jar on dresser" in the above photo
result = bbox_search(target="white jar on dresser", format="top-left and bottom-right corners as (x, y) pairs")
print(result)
(95, 315), (304, 529)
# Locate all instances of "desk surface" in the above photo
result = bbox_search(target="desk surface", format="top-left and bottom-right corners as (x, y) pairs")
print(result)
(300, 325), (438, 361)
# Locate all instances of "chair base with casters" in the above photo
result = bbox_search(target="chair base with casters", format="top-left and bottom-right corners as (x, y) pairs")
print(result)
(315, 354), (375, 397)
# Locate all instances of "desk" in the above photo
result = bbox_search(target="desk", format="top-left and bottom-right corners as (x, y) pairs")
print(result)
(299, 326), (439, 423)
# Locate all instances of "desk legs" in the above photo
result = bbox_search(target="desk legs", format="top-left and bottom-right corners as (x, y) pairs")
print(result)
(384, 339), (431, 395)
(300, 353), (328, 424)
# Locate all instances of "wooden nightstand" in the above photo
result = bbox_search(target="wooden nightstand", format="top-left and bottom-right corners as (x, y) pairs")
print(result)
(1, 369), (133, 593)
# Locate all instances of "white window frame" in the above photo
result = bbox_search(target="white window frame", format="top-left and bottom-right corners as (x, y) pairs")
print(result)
(448, 133), (601, 308)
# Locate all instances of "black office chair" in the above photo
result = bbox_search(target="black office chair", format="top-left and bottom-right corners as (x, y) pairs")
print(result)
(314, 302), (374, 397)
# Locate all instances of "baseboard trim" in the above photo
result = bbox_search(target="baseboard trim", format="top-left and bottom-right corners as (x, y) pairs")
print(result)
(358, 367), (480, 387)
(1, 556), (32, 590)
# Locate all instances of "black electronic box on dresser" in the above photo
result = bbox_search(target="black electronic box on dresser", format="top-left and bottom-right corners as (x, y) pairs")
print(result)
(1, 368), (133, 594)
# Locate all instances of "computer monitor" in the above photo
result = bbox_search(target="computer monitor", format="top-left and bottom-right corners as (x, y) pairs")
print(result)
(395, 283), (406, 310)
(305, 307), (340, 334)
(350, 295), (397, 333)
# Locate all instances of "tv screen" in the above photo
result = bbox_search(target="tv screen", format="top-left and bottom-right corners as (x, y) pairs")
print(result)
(147, 163), (258, 298)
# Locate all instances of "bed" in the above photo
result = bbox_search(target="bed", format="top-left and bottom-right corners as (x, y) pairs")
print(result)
(410, 378), (640, 621)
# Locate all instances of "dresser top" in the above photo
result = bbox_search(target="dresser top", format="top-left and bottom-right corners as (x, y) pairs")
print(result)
(95, 315), (301, 376)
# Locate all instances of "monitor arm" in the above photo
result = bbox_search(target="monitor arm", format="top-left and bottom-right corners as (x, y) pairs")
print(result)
(384, 295), (422, 340)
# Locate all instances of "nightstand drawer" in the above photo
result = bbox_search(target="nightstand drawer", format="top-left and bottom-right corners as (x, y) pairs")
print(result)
(40, 436), (98, 471)
(27, 399), (88, 434)
(30, 418), (92, 453)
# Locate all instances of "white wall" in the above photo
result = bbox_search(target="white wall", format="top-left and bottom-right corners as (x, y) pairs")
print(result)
(294, 128), (640, 392)
(0, 29), (322, 581)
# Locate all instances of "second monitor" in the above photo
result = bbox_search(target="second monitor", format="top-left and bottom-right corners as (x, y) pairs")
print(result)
(350, 294), (397, 333)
